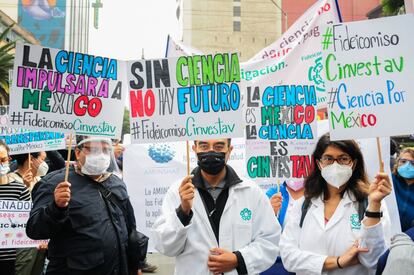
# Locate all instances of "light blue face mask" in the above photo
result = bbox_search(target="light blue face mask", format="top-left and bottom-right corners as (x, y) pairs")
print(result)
(0, 163), (10, 176)
(398, 162), (414, 179)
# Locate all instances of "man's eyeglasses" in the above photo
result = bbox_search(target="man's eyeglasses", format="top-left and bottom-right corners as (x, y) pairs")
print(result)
(398, 158), (414, 166)
(81, 146), (111, 154)
(319, 155), (353, 166)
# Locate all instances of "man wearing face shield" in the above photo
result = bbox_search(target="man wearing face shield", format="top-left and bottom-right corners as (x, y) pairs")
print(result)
(26, 136), (141, 275)
(152, 138), (281, 275)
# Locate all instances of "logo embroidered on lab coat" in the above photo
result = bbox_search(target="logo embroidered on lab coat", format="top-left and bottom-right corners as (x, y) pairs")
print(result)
(240, 208), (252, 221)
(350, 214), (361, 230)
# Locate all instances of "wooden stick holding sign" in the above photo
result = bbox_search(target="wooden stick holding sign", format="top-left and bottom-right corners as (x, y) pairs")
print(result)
(64, 134), (73, 182)
(376, 137), (384, 173)
(28, 153), (31, 170)
(186, 141), (190, 175)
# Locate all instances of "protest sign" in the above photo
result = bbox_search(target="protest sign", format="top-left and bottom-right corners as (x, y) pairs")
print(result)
(124, 138), (245, 252)
(127, 53), (244, 143)
(0, 106), (65, 155)
(242, 57), (318, 190)
(247, 0), (340, 106)
(323, 15), (414, 140)
(10, 43), (126, 139)
(0, 200), (48, 249)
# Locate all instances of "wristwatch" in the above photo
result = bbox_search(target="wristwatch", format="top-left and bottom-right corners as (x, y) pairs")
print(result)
(365, 210), (383, 218)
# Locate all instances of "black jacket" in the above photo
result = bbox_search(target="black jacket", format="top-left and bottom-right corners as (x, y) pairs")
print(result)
(27, 166), (135, 275)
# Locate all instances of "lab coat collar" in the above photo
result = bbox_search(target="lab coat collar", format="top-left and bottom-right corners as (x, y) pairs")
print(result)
(310, 190), (358, 231)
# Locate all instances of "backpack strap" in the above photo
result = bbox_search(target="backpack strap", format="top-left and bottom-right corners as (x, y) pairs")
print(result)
(358, 198), (369, 222)
(299, 198), (311, 228)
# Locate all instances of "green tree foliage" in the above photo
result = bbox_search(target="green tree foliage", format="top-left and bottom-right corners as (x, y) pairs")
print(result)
(122, 107), (130, 139)
(0, 24), (16, 105)
(382, 0), (405, 15)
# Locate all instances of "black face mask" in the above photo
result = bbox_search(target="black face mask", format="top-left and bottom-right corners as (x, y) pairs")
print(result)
(197, 151), (226, 175)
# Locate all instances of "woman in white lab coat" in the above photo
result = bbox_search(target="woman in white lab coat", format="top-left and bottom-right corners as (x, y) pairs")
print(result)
(280, 133), (391, 275)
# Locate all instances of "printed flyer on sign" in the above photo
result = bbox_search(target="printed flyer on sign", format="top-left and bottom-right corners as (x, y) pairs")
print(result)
(10, 43), (126, 139)
(323, 14), (414, 140)
(0, 106), (66, 155)
(127, 53), (244, 143)
(0, 200), (48, 249)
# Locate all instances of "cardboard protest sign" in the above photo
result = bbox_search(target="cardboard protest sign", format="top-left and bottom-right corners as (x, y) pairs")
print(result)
(0, 200), (48, 248)
(248, 0), (340, 106)
(323, 15), (414, 140)
(10, 43), (126, 139)
(124, 138), (245, 252)
(127, 53), (244, 143)
(0, 106), (66, 155)
(242, 57), (318, 189)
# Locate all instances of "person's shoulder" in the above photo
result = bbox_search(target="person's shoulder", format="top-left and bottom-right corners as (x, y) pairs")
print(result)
(3, 179), (26, 190)
(42, 167), (67, 182)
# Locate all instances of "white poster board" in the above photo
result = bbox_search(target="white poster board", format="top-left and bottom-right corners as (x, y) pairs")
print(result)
(10, 43), (126, 139)
(323, 15), (414, 140)
(127, 54), (244, 143)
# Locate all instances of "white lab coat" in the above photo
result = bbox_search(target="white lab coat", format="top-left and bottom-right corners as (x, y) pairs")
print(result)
(152, 178), (281, 275)
(280, 191), (391, 275)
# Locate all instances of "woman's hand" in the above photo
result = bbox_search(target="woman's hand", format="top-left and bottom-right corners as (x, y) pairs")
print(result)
(270, 193), (283, 215)
(338, 240), (369, 268)
(368, 173), (392, 204)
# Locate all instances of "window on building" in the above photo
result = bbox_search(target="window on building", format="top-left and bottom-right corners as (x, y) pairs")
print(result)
(233, 21), (241, 32)
(233, 6), (241, 17)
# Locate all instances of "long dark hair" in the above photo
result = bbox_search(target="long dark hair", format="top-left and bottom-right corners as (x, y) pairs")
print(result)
(305, 133), (369, 202)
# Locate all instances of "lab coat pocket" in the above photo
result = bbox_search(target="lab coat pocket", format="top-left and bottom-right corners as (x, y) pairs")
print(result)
(233, 223), (252, 250)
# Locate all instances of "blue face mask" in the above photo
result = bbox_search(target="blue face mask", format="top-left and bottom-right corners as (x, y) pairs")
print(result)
(398, 162), (414, 179)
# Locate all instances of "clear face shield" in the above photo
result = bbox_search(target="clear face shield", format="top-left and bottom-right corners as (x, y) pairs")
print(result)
(76, 137), (121, 176)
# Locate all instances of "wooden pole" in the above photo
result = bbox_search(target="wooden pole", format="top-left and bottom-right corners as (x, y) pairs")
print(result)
(27, 153), (31, 170)
(376, 137), (384, 173)
(64, 134), (73, 182)
(186, 141), (190, 175)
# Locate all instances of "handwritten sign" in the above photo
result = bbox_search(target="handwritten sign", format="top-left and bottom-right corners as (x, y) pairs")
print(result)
(323, 15), (414, 140)
(10, 43), (126, 139)
(127, 53), (244, 143)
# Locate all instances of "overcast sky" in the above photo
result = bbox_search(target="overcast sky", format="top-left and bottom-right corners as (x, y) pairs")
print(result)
(88, 0), (179, 60)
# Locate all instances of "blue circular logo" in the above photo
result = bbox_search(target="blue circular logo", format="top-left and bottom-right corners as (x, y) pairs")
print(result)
(148, 144), (175, 163)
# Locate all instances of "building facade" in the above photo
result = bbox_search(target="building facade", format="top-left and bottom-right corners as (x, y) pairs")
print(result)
(182, 0), (283, 61)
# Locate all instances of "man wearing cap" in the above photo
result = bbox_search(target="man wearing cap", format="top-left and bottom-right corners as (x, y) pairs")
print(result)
(27, 136), (142, 275)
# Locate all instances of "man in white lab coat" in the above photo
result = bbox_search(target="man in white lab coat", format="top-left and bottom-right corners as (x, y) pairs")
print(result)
(152, 138), (281, 275)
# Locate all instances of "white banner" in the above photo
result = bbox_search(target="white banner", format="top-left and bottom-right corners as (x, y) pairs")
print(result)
(166, 35), (203, 58)
(323, 15), (414, 140)
(127, 54), (244, 143)
(10, 43), (126, 139)
(0, 200), (48, 248)
(246, 0), (340, 107)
